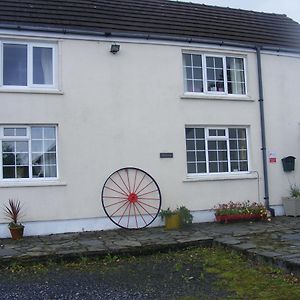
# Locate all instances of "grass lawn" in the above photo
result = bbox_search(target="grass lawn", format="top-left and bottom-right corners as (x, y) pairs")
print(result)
(2, 246), (300, 299)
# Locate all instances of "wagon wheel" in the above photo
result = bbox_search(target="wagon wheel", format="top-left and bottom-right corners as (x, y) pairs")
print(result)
(102, 167), (162, 229)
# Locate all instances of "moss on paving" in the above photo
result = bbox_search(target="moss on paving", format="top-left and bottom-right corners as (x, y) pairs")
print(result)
(2, 246), (300, 299)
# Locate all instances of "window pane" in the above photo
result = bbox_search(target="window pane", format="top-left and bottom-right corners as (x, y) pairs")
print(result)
(44, 127), (56, 139)
(207, 69), (214, 81)
(32, 140), (43, 152)
(206, 57), (214, 68)
(187, 151), (196, 162)
(196, 151), (206, 161)
(30, 126), (57, 179)
(16, 153), (29, 165)
(3, 167), (15, 178)
(219, 162), (228, 172)
(45, 166), (57, 177)
(238, 129), (247, 138)
(185, 128), (195, 139)
(217, 129), (226, 136)
(239, 150), (248, 160)
(33, 47), (53, 85)
(31, 127), (43, 139)
(209, 162), (218, 173)
(208, 141), (217, 150)
(184, 67), (193, 79)
(208, 151), (217, 161)
(209, 129), (217, 136)
(215, 57), (223, 68)
(3, 153), (15, 165)
(32, 166), (44, 178)
(186, 140), (195, 150)
(231, 162), (239, 172)
(16, 166), (29, 178)
(16, 128), (27, 136)
(219, 151), (228, 160)
(196, 140), (205, 150)
(16, 141), (28, 152)
(192, 55), (202, 67)
(186, 80), (193, 92)
(3, 128), (14, 136)
(194, 68), (202, 79)
(229, 140), (238, 149)
(194, 80), (203, 93)
(3, 44), (27, 86)
(240, 162), (248, 171)
(226, 57), (246, 95)
(187, 163), (197, 174)
(44, 140), (56, 152)
(183, 54), (192, 66)
(195, 128), (204, 139)
(215, 69), (224, 80)
(32, 153), (44, 165)
(2, 141), (14, 152)
(230, 151), (238, 160)
(197, 163), (206, 173)
(229, 128), (237, 138)
(207, 81), (216, 91)
(217, 141), (227, 150)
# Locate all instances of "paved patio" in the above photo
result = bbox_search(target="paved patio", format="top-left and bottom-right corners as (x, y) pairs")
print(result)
(1, 217), (300, 275)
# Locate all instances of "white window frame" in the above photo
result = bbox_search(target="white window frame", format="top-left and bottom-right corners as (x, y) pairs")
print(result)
(0, 125), (59, 181)
(185, 126), (250, 176)
(0, 41), (57, 90)
(183, 52), (248, 96)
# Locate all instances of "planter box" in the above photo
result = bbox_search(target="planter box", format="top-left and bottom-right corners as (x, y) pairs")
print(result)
(165, 214), (182, 230)
(215, 214), (265, 224)
(282, 197), (300, 217)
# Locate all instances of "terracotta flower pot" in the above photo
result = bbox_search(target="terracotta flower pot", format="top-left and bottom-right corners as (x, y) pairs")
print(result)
(9, 225), (24, 240)
(165, 213), (182, 230)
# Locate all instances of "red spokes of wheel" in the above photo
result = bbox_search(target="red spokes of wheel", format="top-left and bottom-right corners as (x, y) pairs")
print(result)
(101, 167), (162, 229)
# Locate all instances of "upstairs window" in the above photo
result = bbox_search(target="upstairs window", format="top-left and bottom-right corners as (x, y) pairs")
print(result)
(183, 53), (246, 95)
(1, 41), (56, 88)
(185, 127), (249, 175)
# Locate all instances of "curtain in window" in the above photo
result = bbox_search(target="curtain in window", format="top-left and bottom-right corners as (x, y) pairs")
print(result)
(33, 47), (53, 85)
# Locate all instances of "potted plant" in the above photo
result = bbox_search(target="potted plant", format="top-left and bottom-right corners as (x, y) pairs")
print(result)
(282, 184), (300, 217)
(3, 199), (24, 240)
(214, 200), (267, 223)
(160, 206), (193, 230)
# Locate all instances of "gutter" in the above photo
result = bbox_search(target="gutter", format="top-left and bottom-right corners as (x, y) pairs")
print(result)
(1, 23), (300, 54)
(256, 46), (275, 216)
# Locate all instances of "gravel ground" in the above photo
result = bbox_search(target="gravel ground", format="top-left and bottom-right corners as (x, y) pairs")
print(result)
(0, 250), (230, 300)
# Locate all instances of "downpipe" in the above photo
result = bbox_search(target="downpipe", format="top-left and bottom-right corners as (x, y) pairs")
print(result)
(256, 46), (275, 217)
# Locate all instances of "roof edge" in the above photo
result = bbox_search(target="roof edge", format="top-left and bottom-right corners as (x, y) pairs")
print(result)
(1, 23), (300, 54)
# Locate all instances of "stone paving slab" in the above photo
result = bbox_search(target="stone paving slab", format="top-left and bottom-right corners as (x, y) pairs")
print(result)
(1, 217), (300, 275)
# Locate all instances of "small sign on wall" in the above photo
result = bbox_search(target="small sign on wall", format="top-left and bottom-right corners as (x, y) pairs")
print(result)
(269, 151), (277, 163)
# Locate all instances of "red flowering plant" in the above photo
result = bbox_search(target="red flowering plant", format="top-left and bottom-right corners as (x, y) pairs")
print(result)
(214, 200), (267, 217)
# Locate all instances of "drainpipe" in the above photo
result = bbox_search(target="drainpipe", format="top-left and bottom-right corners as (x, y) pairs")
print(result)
(256, 46), (275, 217)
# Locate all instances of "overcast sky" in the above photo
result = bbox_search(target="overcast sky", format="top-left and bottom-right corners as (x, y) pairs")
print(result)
(179, 0), (300, 23)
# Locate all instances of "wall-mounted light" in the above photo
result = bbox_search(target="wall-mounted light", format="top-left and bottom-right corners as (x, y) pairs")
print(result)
(110, 44), (120, 54)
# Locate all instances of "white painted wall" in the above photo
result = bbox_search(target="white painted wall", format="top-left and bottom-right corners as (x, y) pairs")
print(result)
(0, 33), (297, 235)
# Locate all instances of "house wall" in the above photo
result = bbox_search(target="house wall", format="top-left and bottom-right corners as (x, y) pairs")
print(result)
(0, 34), (298, 235)
(262, 53), (300, 204)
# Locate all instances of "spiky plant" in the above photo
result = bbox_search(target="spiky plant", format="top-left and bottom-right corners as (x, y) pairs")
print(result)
(4, 199), (23, 228)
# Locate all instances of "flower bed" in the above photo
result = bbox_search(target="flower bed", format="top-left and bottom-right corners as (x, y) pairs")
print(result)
(214, 201), (267, 224)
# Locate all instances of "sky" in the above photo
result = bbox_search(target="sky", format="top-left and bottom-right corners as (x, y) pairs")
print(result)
(179, 0), (300, 23)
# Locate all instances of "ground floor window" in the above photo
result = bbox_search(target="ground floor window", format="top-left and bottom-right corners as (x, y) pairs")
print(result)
(185, 126), (249, 175)
(1, 125), (57, 179)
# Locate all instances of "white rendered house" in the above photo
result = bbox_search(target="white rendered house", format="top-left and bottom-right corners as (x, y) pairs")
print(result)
(0, 0), (300, 236)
